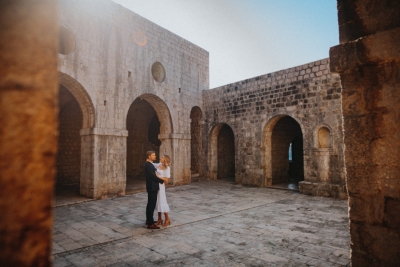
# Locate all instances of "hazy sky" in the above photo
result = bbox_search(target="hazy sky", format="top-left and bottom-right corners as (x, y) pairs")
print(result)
(112, 0), (339, 88)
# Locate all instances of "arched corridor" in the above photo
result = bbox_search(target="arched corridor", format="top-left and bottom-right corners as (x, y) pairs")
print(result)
(55, 74), (95, 205)
(56, 85), (82, 198)
(264, 115), (304, 190)
(126, 95), (173, 193)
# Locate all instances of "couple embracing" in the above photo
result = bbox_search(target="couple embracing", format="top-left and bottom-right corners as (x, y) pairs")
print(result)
(145, 151), (171, 229)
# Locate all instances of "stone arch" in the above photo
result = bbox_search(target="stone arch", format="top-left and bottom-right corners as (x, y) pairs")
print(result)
(209, 123), (235, 181)
(125, 93), (173, 134)
(125, 94), (173, 192)
(56, 73), (94, 199)
(59, 72), (95, 128)
(313, 124), (333, 149)
(190, 106), (203, 176)
(263, 115), (304, 186)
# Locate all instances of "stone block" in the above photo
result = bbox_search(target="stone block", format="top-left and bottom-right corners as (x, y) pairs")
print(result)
(348, 195), (385, 224)
(350, 222), (400, 266)
(346, 166), (382, 195)
(384, 198), (400, 229)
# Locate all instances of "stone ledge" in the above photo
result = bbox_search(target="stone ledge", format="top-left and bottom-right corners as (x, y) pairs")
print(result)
(330, 27), (400, 73)
(80, 128), (128, 137)
(158, 133), (191, 140)
(299, 181), (348, 199)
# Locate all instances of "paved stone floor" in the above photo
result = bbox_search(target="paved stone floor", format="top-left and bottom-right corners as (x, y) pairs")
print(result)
(52, 180), (350, 267)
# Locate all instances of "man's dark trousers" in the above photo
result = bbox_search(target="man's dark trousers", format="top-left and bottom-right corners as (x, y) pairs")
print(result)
(146, 190), (158, 225)
(145, 161), (164, 225)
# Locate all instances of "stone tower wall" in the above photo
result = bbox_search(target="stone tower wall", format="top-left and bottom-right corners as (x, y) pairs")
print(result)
(203, 59), (347, 198)
(58, 0), (209, 198)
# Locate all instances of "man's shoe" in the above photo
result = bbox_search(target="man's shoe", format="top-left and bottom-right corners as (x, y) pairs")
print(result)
(147, 224), (160, 229)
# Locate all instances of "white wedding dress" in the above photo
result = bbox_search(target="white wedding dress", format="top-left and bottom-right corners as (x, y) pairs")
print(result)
(153, 163), (170, 212)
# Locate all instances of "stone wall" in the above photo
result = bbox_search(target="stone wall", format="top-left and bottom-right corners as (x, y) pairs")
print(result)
(330, 0), (400, 265)
(190, 107), (203, 175)
(58, 0), (209, 198)
(203, 59), (347, 198)
(57, 86), (82, 185)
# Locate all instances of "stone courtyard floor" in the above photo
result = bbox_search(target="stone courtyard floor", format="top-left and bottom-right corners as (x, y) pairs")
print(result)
(52, 180), (350, 267)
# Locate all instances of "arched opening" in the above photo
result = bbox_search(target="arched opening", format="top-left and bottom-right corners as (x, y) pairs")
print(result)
(126, 94), (172, 193)
(209, 123), (235, 182)
(263, 115), (303, 190)
(56, 85), (82, 197)
(56, 73), (95, 204)
(190, 106), (202, 178)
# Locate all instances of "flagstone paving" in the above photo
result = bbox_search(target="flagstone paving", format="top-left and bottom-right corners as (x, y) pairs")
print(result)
(53, 180), (350, 266)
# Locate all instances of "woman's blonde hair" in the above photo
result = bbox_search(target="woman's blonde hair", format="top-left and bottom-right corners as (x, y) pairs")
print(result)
(163, 155), (171, 166)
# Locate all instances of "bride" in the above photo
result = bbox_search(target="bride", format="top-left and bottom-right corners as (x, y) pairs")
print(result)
(153, 155), (171, 226)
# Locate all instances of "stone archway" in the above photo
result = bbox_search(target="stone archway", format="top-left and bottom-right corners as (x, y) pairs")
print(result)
(190, 106), (203, 178)
(59, 72), (95, 129)
(263, 115), (304, 187)
(56, 73), (95, 202)
(209, 123), (235, 181)
(126, 94), (173, 193)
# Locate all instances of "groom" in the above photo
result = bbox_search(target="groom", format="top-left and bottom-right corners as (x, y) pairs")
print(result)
(145, 150), (167, 229)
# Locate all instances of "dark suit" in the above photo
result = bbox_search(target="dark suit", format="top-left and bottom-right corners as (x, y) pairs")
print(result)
(145, 161), (164, 225)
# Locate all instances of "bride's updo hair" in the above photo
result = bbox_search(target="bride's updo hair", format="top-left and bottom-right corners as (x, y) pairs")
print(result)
(163, 155), (171, 166)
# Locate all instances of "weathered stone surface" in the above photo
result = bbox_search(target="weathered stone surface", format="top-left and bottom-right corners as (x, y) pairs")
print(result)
(203, 59), (347, 198)
(58, 0), (209, 198)
(52, 181), (350, 266)
(0, 0), (59, 266)
(331, 0), (400, 265)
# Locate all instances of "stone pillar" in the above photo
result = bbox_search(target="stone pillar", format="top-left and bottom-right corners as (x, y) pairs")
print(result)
(198, 120), (205, 177)
(80, 131), (96, 198)
(314, 148), (331, 183)
(80, 128), (128, 199)
(160, 133), (191, 185)
(0, 1), (58, 266)
(330, 1), (400, 265)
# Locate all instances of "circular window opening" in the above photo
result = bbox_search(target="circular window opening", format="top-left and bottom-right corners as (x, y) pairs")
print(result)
(59, 26), (76, 55)
(151, 62), (166, 83)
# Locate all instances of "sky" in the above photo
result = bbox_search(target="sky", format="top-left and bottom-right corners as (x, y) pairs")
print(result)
(112, 0), (339, 88)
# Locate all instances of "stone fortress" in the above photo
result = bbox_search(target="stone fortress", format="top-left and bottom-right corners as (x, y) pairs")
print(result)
(1, 0), (400, 266)
(57, 0), (346, 200)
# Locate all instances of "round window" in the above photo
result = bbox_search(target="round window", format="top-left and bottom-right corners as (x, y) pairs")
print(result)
(151, 62), (166, 83)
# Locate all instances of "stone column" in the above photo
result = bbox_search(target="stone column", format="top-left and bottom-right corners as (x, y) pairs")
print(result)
(0, 1), (58, 266)
(80, 128), (128, 199)
(198, 120), (205, 177)
(160, 133), (191, 185)
(314, 148), (331, 183)
(80, 130), (96, 198)
(330, 1), (400, 265)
